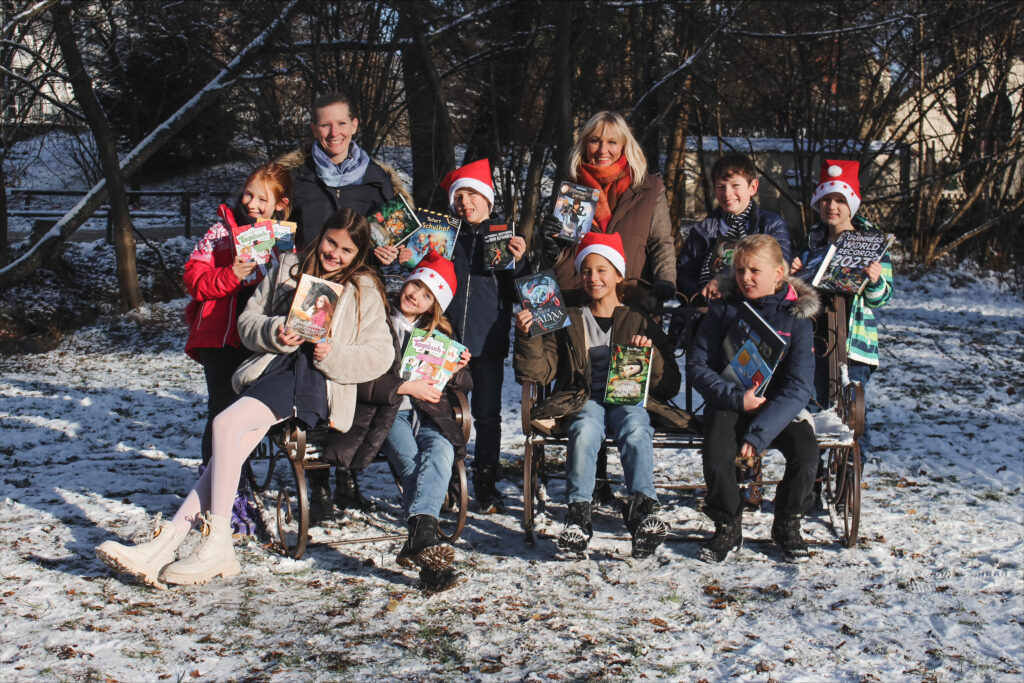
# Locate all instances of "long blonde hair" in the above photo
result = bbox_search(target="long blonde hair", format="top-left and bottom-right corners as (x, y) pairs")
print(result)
(568, 111), (647, 189)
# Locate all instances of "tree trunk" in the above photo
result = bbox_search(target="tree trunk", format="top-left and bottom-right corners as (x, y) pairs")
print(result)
(552, 0), (573, 183)
(663, 86), (690, 233)
(52, 3), (141, 311)
(0, 1), (298, 289)
(399, 2), (455, 211)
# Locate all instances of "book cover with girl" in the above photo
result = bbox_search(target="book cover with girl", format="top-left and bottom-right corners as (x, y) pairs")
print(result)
(285, 274), (344, 343)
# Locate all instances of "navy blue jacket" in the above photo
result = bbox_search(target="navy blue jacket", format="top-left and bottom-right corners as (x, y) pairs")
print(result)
(687, 275), (819, 452)
(447, 216), (529, 359)
(676, 201), (792, 297)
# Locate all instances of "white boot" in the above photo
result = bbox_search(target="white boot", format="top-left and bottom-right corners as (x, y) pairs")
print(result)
(96, 516), (186, 590)
(161, 513), (241, 585)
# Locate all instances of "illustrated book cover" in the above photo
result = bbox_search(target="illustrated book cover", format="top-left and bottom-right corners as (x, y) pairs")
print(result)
(284, 273), (345, 343)
(552, 181), (601, 242)
(515, 269), (571, 337)
(805, 230), (895, 295)
(603, 344), (653, 406)
(402, 209), (461, 268)
(399, 328), (461, 391)
(483, 223), (516, 271)
(720, 301), (787, 396)
(369, 194), (421, 248)
(232, 220), (279, 286)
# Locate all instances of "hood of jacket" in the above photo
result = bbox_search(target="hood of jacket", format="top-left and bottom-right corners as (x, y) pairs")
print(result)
(715, 271), (820, 320)
(276, 145), (412, 206)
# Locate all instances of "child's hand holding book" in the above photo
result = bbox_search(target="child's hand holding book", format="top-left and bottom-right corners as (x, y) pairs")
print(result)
(399, 378), (442, 403)
(277, 323), (304, 347)
(232, 255), (257, 282)
(741, 378), (766, 413)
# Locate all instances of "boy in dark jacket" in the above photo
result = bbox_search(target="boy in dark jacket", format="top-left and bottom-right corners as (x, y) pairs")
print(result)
(677, 153), (792, 302)
(687, 235), (820, 563)
(438, 159), (528, 513)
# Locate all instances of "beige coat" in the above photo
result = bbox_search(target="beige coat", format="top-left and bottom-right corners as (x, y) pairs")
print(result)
(232, 253), (394, 432)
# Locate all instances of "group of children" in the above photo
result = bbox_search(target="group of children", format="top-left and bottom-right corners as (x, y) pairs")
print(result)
(95, 144), (893, 591)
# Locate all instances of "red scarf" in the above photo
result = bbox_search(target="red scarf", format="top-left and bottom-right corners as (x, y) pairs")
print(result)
(577, 155), (631, 231)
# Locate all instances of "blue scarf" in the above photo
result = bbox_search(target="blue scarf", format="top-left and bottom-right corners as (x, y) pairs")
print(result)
(312, 139), (370, 188)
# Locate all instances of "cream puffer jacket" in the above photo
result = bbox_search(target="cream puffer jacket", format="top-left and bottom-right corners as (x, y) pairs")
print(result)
(232, 253), (394, 432)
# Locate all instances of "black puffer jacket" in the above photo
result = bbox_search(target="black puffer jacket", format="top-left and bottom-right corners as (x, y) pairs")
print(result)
(447, 216), (529, 359)
(278, 147), (406, 248)
(321, 311), (472, 470)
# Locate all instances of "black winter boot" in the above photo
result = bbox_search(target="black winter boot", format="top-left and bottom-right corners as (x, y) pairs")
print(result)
(621, 493), (668, 559)
(771, 515), (809, 563)
(557, 501), (593, 554)
(698, 518), (743, 563)
(396, 515), (454, 571)
(472, 466), (505, 514)
(307, 469), (334, 526)
(418, 566), (463, 593)
(333, 467), (377, 512)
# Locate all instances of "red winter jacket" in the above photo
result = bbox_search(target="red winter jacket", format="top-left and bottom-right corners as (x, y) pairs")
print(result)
(183, 205), (253, 361)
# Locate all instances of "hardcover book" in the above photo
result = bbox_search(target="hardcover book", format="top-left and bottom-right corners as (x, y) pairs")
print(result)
(552, 181), (601, 242)
(805, 230), (895, 295)
(271, 220), (298, 254)
(403, 210), (461, 268)
(232, 220), (279, 286)
(604, 344), (653, 406)
(399, 328), (462, 391)
(369, 195), (421, 248)
(483, 223), (516, 271)
(720, 301), (787, 396)
(284, 273), (345, 343)
(515, 270), (571, 337)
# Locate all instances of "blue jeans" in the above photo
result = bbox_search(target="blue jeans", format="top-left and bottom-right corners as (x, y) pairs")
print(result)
(469, 356), (504, 471)
(381, 410), (455, 519)
(564, 400), (656, 504)
(849, 362), (874, 452)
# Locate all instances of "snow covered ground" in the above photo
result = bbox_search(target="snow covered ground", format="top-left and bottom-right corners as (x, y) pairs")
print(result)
(1, 251), (1022, 680)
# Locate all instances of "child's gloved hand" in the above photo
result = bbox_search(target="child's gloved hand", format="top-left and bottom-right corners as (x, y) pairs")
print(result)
(652, 279), (676, 301)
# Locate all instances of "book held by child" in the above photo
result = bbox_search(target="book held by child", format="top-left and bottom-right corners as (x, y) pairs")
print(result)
(398, 328), (464, 391)
(553, 181), (601, 242)
(271, 220), (298, 254)
(232, 220), (278, 286)
(284, 273), (345, 343)
(604, 344), (653, 406)
(802, 230), (895, 295)
(403, 209), (461, 268)
(721, 301), (787, 396)
(369, 195), (420, 248)
(515, 270), (571, 337)
(483, 223), (516, 271)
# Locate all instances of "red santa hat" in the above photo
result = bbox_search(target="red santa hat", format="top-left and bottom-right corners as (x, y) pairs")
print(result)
(811, 159), (861, 217)
(406, 252), (458, 311)
(441, 158), (495, 211)
(574, 231), (626, 277)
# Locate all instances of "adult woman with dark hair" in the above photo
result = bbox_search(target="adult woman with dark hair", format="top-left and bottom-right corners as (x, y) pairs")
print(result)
(549, 111), (677, 307)
(278, 90), (408, 520)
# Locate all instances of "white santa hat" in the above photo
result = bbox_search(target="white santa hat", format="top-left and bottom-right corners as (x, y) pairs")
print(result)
(441, 158), (495, 211)
(811, 159), (861, 217)
(405, 252), (458, 311)
(574, 231), (626, 277)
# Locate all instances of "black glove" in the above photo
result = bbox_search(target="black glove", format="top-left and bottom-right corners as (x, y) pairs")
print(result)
(541, 215), (569, 268)
(652, 279), (676, 302)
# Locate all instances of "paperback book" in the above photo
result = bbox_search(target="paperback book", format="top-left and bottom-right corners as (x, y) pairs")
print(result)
(803, 230), (895, 295)
(369, 195), (420, 248)
(603, 344), (653, 406)
(721, 301), (787, 396)
(552, 181), (601, 242)
(515, 270), (571, 337)
(403, 209), (461, 268)
(271, 220), (298, 254)
(284, 273), (345, 343)
(483, 223), (516, 271)
(399, 328), (462, 391)
(232, 220), (279, 286)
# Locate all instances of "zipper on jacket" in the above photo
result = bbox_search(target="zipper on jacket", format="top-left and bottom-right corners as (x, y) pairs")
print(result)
(459, 230), (478, 342)
(221, 295), (236, 347)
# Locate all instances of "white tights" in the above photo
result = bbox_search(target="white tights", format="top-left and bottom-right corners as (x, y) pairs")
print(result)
(171, 397), (281, 533)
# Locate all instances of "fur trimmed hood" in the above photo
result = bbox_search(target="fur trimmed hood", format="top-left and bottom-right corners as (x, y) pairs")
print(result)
(276, 146), (412, 206)
(715, 270), (820, 320)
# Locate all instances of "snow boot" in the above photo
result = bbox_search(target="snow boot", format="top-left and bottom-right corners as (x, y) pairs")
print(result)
(771, 515), (810, 563)
(621, 493), (668, 559)
(334, 467), (378, 512)
(95, 516), (186, 590)
(307, 468), (335, 526)
(161, 514), (241, 585)
(698, 518), (743, 563)
(418, 566), (463, 594)
(557, 501), (593, 555)
(396, 514), (454, 571)
(472, 466), (505, 514)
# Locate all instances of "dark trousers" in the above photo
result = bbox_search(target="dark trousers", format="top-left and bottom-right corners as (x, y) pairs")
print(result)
(199, 346), (252, 465)
(468, 356), (504, 471)
(702, 409), (818, 524)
